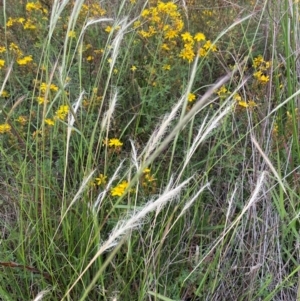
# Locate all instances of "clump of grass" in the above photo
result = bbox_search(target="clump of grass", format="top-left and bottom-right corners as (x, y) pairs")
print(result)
(1, 0), (300, 300)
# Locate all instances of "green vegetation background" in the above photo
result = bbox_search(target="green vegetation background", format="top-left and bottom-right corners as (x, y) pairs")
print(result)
(0, 0), (300, 300)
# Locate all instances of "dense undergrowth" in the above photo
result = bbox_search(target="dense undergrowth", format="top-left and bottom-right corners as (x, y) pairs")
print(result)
(0, 0), (300, 300)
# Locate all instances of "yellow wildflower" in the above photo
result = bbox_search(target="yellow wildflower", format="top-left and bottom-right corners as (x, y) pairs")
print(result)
(105, 25), (120, 33)
(130, 65), (137, 71)
(68, 31), (76, 38)
(49, 84), (58, 91)
(188, 93), (196, 102)
(203, 40), (217, 52)
(0, 123), (11, 134)
(238, 101), (248, 108)
(17, 18), (26, 24)
(95, 174), (107, 185)
(144, 173), (155, 183)
(37, 96), (46, 104)
(253, 70), (269, 83)
(148, 26), (157, 36)
(84, 44), (93, 51)
(40, 83), (47, 92)
(55, 105), (69, 120)
(0, 46), (6, 53)
(162, 64), (171, 71)
(0, 90), (9, 98)
(94, 49), (104, 54)
(198, 48), (207, 57)
(165, 29), (178, 40)
(16, 116), (27, 125)
(179, 44), (195, 62)
(0, 59), (5, 69)
(17, 55), (33, 65)
(181, 32), (194, 43)
(26, 2), (42, 11)
(138, 30), (151, 38)
(6, 17), (15, 27)
(174, 19), (184, 32)
(248, 100), (258, 108)
(264, 61), (271, 69)
(105, 26), (112, 33)
(32, 130), (42, 138)
(111, 180), (129, 196)
(133, 20), (141, 29)
(161, 43), (170, 51)
(233, 94), (242, 102)
(108, 138), (123, 147)
(253, 55), (264, 69)
(24, 19), (36, 30)
(216, 85), (227, 96)
(194, 32), (206, 42)
(259, 74), (269, 83)
(40, 82), (58, 93)
(44, 118), (55, 126)
(141, 9), (150, 18)
(142, 168), (156, 191)
(9, 43), (23, 57)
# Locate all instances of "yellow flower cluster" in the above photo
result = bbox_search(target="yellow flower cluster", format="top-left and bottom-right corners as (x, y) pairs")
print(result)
(142, 168), (156, 185)
(9, 43), (23, 58)
(55, 105), (69, 120)
(6, 2), (48, 30)
(0, 43), (33, 67)
(17, 55), (33, 65)
(179, 31), (217, 62)
(110, 180), (129, 197)
(24, 19), (37, 30)
(93, 168), (156, 197)
(36, 82), (59, 104)
(104, 25), (120, 33)
(137, 1), (183, 46)
(26, 1), (48, 14)
(136, 1), (217, 64)
(0, 123), (11, 134)
(78, 3), (106, 23)
(216, 85), (257, 109)
(40, 83), (59, 93)
(253, 55), (271, 84)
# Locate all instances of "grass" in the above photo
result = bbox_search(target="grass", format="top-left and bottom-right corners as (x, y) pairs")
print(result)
(0, 0), (300, 300)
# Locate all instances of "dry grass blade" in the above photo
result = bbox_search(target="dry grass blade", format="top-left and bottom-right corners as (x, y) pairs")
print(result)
(251, 135), (287, 194)
(183, 171), (267, 283)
